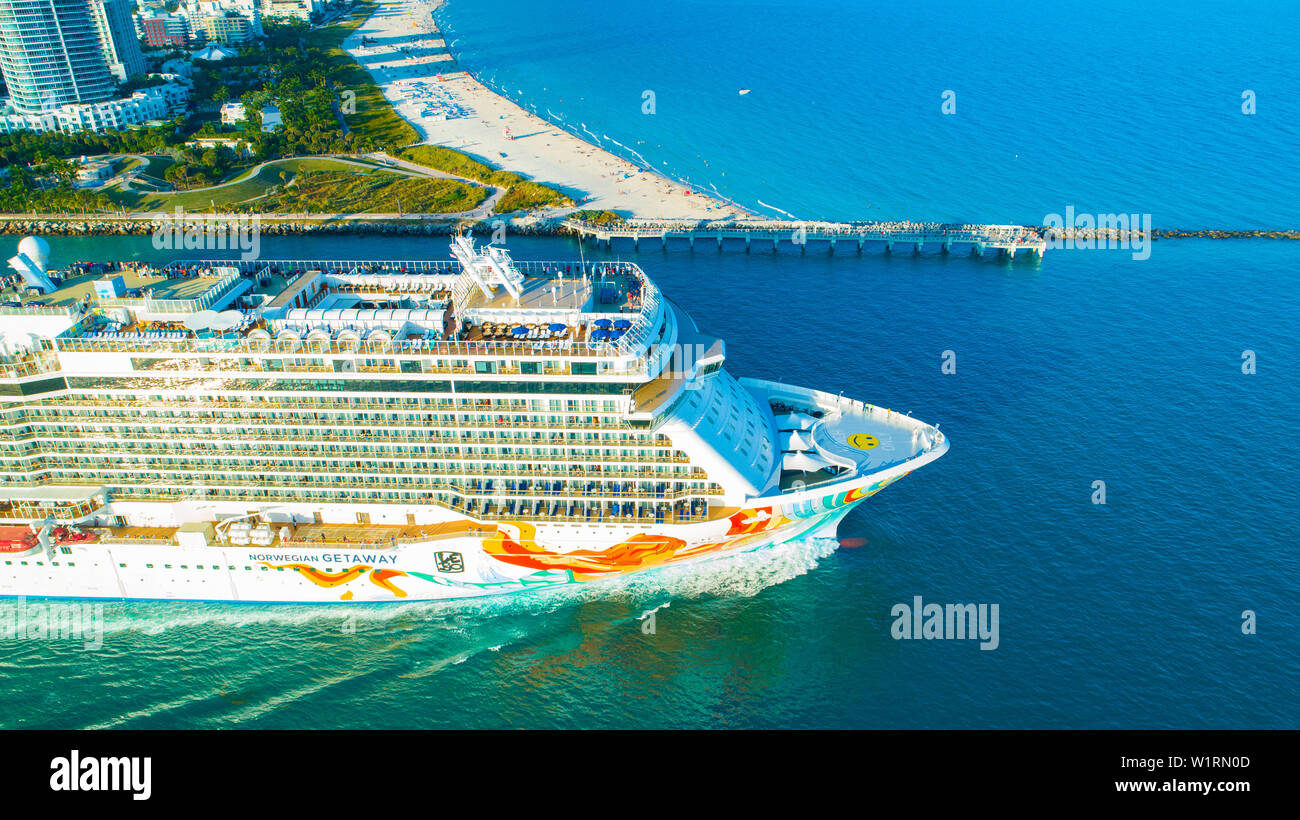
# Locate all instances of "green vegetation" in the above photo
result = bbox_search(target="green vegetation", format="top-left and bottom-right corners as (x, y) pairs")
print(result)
(303, 2), (421, 150)
(400, 145), (572, 212)
(258, 170), (486, 215)
(0, 155), (113, 214)
(104, 158), (389, 211)
(0, 120), (187, 170)
(570, 209), (625, 225)
(0, 3), (563, 218)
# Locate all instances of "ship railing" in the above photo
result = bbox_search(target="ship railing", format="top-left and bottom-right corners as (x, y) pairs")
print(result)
(29, 438), (693, 464)
(15, 412), (639, 434)
(276, 538), (398, 551)
(54, 333), (653, 363)
(25, 486), (715, 524)
(97, 535), (173, 546)
(0, 351), (63, 380)
(36, 449), (702, 475)
(9, 428), (680, 453)
(13, 474), (725, 501)
(0, 305), (79, 318)
(10, 395), (647, 417)
(38, 466), (721, 496)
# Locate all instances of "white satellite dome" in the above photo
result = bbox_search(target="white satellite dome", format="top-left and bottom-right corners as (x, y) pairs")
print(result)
(17, 236), (50, 268)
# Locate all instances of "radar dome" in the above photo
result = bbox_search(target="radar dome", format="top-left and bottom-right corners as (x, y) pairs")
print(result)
(17, 236), (50, 267)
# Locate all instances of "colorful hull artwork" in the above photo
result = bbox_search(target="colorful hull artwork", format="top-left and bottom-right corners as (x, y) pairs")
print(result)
(472, 474), (910, 587)
(257, 563), (413, 598)
(0, 474), (916, 605)
(255, 473), (913, 601)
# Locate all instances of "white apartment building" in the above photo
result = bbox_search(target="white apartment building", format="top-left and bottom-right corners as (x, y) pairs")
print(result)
(0, 84), (191, 134)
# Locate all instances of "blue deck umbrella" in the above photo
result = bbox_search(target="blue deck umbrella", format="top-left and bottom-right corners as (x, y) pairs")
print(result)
(511, 326), (528, 336)
(548, 323), (566, 332)
(613, 319), (632, 328)
(593, 318), (613, 328)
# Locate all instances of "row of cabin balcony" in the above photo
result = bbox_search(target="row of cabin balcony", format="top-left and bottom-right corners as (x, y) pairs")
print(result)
(1, 397), (628, 416)
(0, 440), (693, 465)
(117, 354), (649, 379)
(0, 490), (717, 527)
(0, 410), (659, 434)
(2, 473), (725, 501)
(3, 394), (626, 413)
(5, 399), (633, 420)
(11, 457), (710, 484)
(0, 422), (673, 448)
(53, 331), (657, 366)
(1, 412), (645, 434)
(0, 447), (702, 470)
(105, 488), (717, 526)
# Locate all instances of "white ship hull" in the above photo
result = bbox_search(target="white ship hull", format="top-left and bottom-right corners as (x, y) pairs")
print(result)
(1, 415), (944, 605)
(0, 237), (949, 606)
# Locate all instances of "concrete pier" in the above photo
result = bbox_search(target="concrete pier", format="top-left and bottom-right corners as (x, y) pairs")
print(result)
(566, 218), (1048, 259)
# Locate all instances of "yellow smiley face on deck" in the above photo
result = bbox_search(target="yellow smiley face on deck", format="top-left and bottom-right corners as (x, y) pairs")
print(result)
(848, 433), (879, 450)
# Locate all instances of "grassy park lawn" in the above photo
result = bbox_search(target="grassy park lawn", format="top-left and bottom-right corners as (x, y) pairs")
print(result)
(307, 1), (421, 150)
(260, 169), (486, 214)
(104, 157), (377, 211)
(400, 145), (572, 212)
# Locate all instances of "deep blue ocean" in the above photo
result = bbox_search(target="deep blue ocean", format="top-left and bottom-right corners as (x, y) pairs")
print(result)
(2, 0), (1298, 728)
(436, 0), (1300, 228)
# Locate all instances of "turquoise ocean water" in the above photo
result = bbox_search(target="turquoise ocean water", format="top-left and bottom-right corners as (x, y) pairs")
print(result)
(2, 0), (1298, 728)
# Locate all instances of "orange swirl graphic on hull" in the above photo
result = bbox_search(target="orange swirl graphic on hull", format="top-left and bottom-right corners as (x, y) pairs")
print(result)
(369, 569), (409, 598)
(259, 562), (371, 587)
(841, 486), (869, 504)
(483, 523), (688, 581)
(726, 507), (790, 536)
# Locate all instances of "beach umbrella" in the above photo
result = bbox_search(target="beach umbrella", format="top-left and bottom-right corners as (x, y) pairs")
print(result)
(592, 329), (610, 342)
(780, 430), (816, 451)
(782, 451), (833, 473)
(775, 412), (816, 430)
(593, 318), (613, 328)
(613, 319), (632, 328)
(548, 323), (566, 332)
(511, 326), (528, 336)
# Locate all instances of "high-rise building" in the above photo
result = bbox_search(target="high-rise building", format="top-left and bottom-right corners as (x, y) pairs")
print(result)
(181, 0), (262, 39)
(260, 0), (314, 23)
(89, 0), (146, 82)
(200, 12), (253, 45)
(139, 12), (190, 48)
(0, 0), (116, 114)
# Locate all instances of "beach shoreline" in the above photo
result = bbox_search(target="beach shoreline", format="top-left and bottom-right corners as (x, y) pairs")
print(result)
(343, 0), (748, 220)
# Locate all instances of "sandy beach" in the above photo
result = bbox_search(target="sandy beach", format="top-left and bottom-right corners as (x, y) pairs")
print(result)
(344, 0), (745, 220)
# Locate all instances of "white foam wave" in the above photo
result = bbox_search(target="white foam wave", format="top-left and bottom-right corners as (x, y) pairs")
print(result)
(757, 199), (799, 219)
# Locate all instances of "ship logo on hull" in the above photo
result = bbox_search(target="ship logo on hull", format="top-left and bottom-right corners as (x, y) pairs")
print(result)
(435, 551), (465, 573)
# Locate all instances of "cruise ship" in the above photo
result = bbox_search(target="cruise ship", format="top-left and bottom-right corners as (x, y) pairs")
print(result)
(0, 234), (947, 603)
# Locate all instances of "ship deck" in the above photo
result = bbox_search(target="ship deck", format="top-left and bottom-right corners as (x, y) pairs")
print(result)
(38, 509), (746, 553)
(6, 268), (223, 308)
